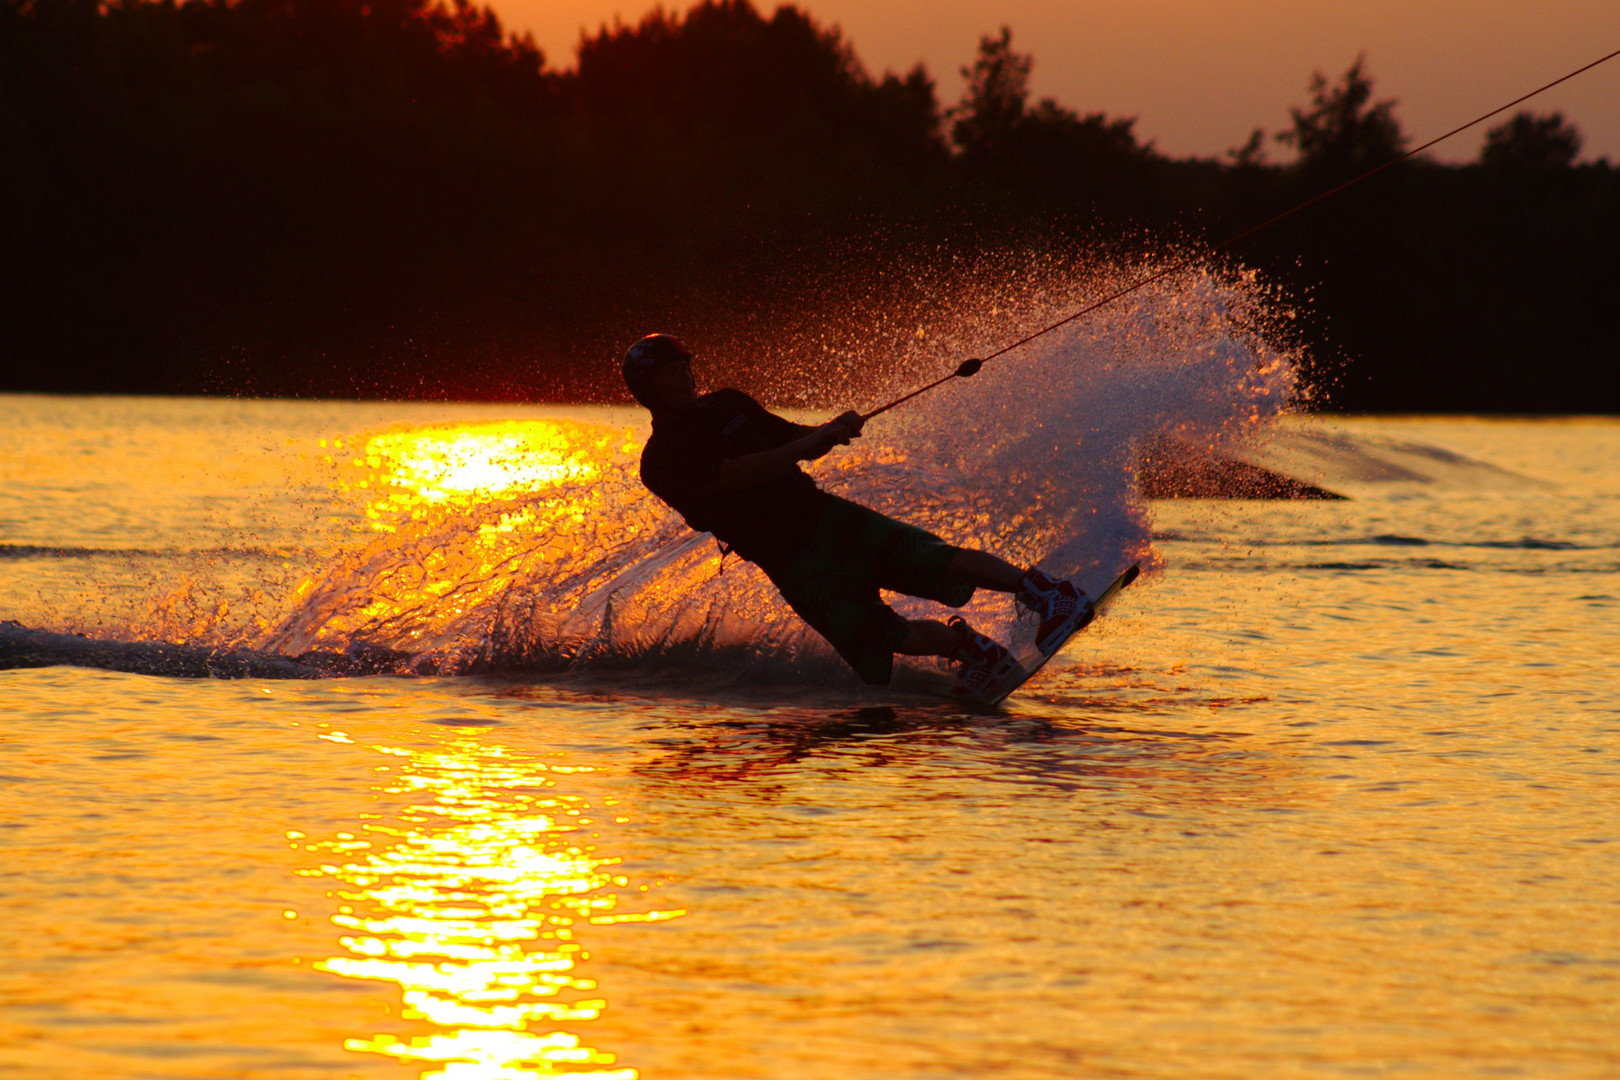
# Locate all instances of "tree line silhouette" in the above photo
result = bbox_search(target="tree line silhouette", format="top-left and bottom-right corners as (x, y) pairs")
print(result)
(1, 0), (1614, 410)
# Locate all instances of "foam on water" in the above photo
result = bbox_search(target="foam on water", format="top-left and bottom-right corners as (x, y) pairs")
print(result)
(258, 260), (1300, 682)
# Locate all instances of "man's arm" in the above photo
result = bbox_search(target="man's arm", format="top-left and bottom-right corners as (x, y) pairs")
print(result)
(700, 411), (863, 493)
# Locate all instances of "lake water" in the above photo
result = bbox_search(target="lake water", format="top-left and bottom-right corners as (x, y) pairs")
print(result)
(1, 390), (1617, 1079)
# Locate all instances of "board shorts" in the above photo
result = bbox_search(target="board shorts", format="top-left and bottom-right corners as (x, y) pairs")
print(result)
(769, 495), (975, 686)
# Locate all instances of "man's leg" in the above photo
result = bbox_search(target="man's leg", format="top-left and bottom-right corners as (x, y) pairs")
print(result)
(896, 618), (961, 658)
(946, 547), (1093, 656)
(946, 549), (1024, 592)
(898, 618), (1015, 691)
(909, 548), (1083, 659)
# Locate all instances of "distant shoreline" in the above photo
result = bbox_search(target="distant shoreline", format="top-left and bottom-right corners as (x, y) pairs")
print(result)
(2, 389), (1615, 418)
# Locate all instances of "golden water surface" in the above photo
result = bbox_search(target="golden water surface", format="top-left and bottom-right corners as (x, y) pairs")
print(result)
(1, 398), (1617, 1078)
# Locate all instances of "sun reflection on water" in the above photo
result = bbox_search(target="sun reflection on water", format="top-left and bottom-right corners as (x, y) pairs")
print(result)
(266, 417), (668, 660)
(298, 733), (682, 1079)
(347, 420), (636, 528)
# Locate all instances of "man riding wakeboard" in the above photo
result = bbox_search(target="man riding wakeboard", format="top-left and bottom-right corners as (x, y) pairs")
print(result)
(623, 333), (1091, 692)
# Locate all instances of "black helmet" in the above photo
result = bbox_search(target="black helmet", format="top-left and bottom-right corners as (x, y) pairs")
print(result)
(622, 333), (692, 385)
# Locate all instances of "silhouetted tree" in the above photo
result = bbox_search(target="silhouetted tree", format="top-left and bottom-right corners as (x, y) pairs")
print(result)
(1227, 127), (1267, 167)
(573, 1), (938, 162)
(0, 0), (1614, 410)
(1277, 54), (1404, 176)
(569, 0), (943, 235)
(577, 2), (862, 130)
(948, 26), (1150, 214)
(948, 25), (1030, 156)
(1480, 111), (1582, 170)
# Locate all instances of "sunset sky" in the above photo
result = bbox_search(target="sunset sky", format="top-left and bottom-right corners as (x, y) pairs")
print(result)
(491, 0), (1620, 163)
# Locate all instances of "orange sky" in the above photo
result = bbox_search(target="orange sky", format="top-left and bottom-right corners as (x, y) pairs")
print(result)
(488, 0), (1620, 163)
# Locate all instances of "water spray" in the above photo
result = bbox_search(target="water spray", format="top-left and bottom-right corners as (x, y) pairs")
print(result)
(860, 45), (1620, 423)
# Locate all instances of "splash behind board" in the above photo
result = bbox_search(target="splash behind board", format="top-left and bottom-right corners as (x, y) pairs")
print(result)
(952, 563), (1141, 707)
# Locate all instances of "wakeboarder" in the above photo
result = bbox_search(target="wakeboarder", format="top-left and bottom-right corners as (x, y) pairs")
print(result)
(623, 333), (1092, 692)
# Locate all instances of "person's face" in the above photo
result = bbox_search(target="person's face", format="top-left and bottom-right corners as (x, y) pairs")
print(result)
(640, 355), (698, 411)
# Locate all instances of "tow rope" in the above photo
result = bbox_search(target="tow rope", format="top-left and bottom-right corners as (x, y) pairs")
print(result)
(860, 45), (1620, 423)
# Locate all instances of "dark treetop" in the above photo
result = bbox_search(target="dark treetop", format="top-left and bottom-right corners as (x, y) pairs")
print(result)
(1, 0), (1615, 411)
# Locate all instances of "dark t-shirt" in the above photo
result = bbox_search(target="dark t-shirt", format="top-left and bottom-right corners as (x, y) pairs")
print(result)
(639, 389), (833, 572)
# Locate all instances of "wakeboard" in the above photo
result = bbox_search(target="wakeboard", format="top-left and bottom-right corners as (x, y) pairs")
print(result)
(950, 562), (1141, 707)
